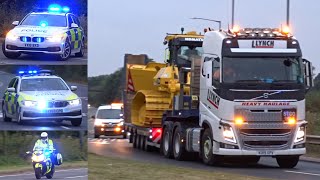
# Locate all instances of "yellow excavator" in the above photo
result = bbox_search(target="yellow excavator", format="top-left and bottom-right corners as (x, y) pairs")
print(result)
(123, 29), (203, 150)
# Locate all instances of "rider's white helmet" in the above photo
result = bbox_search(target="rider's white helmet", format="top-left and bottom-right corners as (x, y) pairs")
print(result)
(40, 132), (48, 143)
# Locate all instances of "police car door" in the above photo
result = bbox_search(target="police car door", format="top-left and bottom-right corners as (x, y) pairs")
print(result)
(4, 78), (17, 115)
(67, 14), (82, 50)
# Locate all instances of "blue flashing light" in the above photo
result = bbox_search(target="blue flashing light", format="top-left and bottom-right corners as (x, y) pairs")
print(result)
(62, 6), (70, 13)
(19, 71), (24, 74)
(22, 37), (27, 42)
(48, 4), (61, 12)
(28, 70), (33, 73)
(33, 70), (37, 73)
(18, 70), (38, 75)
(40, 21), (48, 27)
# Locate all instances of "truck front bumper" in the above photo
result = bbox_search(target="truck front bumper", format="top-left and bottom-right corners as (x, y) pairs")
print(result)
(214, 147), (306, 156)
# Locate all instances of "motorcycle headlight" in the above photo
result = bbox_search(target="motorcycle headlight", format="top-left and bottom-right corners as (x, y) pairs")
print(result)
(6, 31), (19, 41)
(69, 99), (80, 106)
(46, 33), (65, 42)
(32, 154), (45, 162)
(22, 100), (37, 107)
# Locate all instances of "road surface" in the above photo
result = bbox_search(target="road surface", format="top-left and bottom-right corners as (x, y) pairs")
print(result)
(0, 42), (87, 65)
(0, 71), (88, 130)
(0, 168), (88, 180)
(88, 136), (320, 180)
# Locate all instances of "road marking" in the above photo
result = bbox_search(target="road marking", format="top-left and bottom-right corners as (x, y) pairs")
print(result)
(56, 168), (87, 172)
(285, 170), (320, 177)
(64, 175), (88, 179)
(61, 126), (71, 130)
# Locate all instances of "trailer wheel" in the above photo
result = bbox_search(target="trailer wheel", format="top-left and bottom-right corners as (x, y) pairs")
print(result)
(276, 155), (299, 168)
(137, 134), (142, 149)
(139, 135), (145, 150)
(201, 128), (220, 165)
(144, 136), (153, 152)
(132, 133), (138, 148)
(173, 126), (188, 161)
(161, 126), (173, 158)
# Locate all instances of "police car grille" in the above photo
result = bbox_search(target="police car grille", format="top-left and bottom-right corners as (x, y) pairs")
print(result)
(20, 36), (45, 43)
(47, 101), (68, 108)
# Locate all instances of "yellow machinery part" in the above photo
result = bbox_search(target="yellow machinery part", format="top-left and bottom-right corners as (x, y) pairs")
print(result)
(131, 90), (171, 127)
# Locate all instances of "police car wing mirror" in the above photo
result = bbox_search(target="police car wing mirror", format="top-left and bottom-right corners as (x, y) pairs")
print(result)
(7, 87), (15, 92)
(70, 86), (77, 91)
(12, 21), (19, 26)
(71, 23), (79, 28)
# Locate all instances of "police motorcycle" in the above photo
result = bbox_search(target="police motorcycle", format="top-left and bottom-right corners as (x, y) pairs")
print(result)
(26, 147), (62, 179)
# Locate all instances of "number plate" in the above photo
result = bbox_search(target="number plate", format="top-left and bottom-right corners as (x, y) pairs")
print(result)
(24, 44), (39, 48)
(282, 109), (296, 119)
(257, 151), (274, 156)
(105, 128), (114, 131)
(44, 109), (63, 113)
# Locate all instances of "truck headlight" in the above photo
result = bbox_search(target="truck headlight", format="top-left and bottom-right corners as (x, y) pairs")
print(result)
(22, 100), (37, 107)
(294, 126), (305, 143)
(46, 33), (65, 42)
(117, 121), (124, 126)
(69, 99), (80, 106)
(7, 31), (19, 41)
(223, 126), (237, 143)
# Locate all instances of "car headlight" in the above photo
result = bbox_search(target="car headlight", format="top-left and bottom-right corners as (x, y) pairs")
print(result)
(223, 125), (237, 143)
(294, 126), (305, 143)
(37, 100), (47, 110)
(69, 99), (80, 106)
(46, 33), (65, 42)
(22, 100), (37, 107)
(6, 31), (19, 41)
(32, 154), (45, 162)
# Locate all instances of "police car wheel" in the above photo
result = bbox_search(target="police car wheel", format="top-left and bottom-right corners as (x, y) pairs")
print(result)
(75, 39), (84, 57)
(71, 118), (82, 126)
(2, 42), (21, 59)
(58, 39), (71, 61)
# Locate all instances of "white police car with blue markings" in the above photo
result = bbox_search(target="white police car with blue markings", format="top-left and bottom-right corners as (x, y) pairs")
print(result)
(2, 5), (85, 61)
(1, 70), (83, 126)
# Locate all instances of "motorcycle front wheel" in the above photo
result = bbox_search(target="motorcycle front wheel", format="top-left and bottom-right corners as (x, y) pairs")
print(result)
(35, 167), (42, 179)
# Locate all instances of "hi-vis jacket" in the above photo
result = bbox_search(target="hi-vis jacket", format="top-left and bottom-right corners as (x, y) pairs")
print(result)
(33, 139), (54, 151)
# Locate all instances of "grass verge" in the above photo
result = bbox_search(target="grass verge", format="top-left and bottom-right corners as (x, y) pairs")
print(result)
(0, 161), (87, 175)
(88, 153), (270, 180)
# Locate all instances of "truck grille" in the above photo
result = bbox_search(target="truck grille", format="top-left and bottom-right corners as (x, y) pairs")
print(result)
(235, 108), (295, 150)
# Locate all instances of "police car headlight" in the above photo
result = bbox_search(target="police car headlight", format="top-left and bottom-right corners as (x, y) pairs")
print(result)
(22, 100), (37, 107)
(6, 31), (19, 41)
(69, 99), (80, 106)
(46, 33), (65, 42)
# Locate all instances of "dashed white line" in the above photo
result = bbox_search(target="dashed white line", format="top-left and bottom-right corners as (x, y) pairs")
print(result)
(64, 175), (88, 179)
(285, 170), (320, 177)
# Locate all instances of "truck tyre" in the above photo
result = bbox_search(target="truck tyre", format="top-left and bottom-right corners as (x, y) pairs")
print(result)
(132, 133), (138, 148)
(173, 125), (188, 161)
(161, 126), (173, 158)
(2, 41), (21, 59)
(276, 155), (299, 168)
(129, 131), (133, 143)
(144, 136), (152, 152)
(201, 128), (220, 165)
(140, 135), (146, 151)
(94, 134), (100, 138)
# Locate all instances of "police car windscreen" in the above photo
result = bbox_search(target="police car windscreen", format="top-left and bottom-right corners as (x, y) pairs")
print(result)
(222, 57), (303, 83)
(20, 78), (69, 91)
(97, 109), (122, 119)
(21, 14), (67, 27)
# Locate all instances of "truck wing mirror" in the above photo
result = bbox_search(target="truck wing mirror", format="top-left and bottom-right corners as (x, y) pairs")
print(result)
(303, 58), (314, 90)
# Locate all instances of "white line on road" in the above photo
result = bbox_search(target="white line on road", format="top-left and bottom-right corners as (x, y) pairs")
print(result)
(64, 175), (88, 179)
(285, 170), (320, 177)
(61, 126), (71, 130)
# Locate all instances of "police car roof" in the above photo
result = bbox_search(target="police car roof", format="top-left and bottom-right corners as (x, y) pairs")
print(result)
(30, 12), (68, 16)
(19, 75), (60, 79)
(98, 105), (122, 110)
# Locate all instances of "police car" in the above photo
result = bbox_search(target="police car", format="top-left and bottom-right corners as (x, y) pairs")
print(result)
(2, 5), (85, 61)
(1, 70), (83, 126)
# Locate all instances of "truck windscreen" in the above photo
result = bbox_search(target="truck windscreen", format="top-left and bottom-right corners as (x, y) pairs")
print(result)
(97, 109), (122, 119)
(221, 57), (303, 84)
(176, 46), (203, 67)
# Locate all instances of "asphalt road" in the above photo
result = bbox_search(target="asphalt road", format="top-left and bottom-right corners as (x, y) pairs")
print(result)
(89, 137), (320, 180)
(0, 168), (88, 180)
(0, 43), (87, 65)
(0, 71), (88, 130)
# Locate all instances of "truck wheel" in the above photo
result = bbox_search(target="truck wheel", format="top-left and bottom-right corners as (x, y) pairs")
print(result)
(94, 134), (100, 138)
(129, 131), (133, 143)
(276, 155), (299, 168)
(161, 126), (173, 158)
(173, 126), (188, 161)
(140, 135), (146, 151)
(144, 136), (152, 152)
(71, 118), (82, 126)
(2, 42), (21, 59)
(201, 128), (220, 165)
(132, 133), (138, 148)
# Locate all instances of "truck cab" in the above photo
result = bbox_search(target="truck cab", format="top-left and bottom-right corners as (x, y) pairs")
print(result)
(93, 103), (125, 138)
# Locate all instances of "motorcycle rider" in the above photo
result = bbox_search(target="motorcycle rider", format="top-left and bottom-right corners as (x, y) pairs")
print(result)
(33, 132), (57, 167)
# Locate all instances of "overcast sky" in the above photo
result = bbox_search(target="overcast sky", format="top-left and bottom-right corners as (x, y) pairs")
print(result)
(88, 0), (319, 77)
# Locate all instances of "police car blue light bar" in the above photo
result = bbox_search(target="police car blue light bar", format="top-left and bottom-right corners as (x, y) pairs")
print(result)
(18, 70), (38, 75)
(48, 4), (70, 13)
